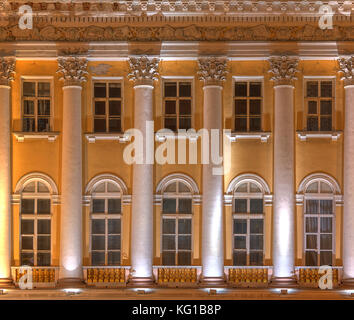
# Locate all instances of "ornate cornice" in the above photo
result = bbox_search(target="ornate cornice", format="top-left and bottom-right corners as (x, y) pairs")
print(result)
(0, 56), (15, 86)
(128, 56), (159, 86)
(198, 57), (228, 86)
(338, 56), (354, 87)
(57, 56), (88, 86)
(268, 56), (299, 86)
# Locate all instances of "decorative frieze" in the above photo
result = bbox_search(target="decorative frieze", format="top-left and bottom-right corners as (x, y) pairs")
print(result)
(128, 56), (159, 86)
(268, 56), (299, 86)
(198, 57), (228, 86)
(338, 56), (354, 87)
(0, 57), (15, 86)
(57, 56), (88, 86)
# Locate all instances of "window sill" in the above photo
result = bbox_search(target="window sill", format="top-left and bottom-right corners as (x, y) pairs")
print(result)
(226, 131), (271, 143)
(155, 130), (199, 142)
(13, 132), (59, 142)
(296, 131), (342, 141)
(85, 133), (131, 143)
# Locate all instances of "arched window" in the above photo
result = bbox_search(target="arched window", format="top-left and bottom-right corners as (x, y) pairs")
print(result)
(232, 179), (266, 266)
(161, 179), (194, 266)
(17, 174), (57, 267)
(303, 179), (336, 266)
(90, 180), (122, 266)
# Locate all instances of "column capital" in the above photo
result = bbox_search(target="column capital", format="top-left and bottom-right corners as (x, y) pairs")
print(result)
(338, 56), (354, 87)
(128, 56), (159, 87)
(268, 55), (299, 87)
(57, 56), (88, 87)
(0, 57), (15, 86)
(198, 57), (228, 87)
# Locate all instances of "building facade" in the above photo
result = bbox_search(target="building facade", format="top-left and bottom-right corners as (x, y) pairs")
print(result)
(0, 0), (353, 289)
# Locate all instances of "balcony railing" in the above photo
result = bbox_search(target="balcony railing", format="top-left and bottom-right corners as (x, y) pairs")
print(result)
(153, 266), (202, 287)
(83, 266), (130, 287)
(295, 266), (342, 288)
(11, 266), (59, 288)
(225, 266), (272, 287)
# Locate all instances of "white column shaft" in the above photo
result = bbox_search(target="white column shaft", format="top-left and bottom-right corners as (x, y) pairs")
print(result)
(60, 86), (83, 279)
(273, 85), (295, 278)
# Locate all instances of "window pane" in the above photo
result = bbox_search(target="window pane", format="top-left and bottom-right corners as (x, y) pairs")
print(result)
(21, 199), (35, 214)
(162, 219), (175, 234)
(234, 219), (247, 234)
(320, 200), (333, 214)
(92, 219), (105, 234)
(178, 199), (192, 214)
(179, 100), (191, 115)
(37, 253), (51, 266)
(108, 219), (121, 234)
(108, 235), (120, 250)
(178, 219), (191, 234)
(165, 101), (176, 114)
(165, 118), (177, 131)
(21, 220), (34, 234)
(178, 252), (191, 266)
(38, 220), (51, 234)
(165, 182), (177, 193)
(93, 199), (105, 213)
(179, 117), (191, 130)
(306, 235), (317, 249)
(235, 99), (247, 114)
(109, 83), (121, 98)
(235, 199), (247, 213)
(235, 82), (247, 97)
(320, 117), (332, 131)
(306, 182), (318, 193)
(320, 251), (332, 266)
(320, 217), (332, 233)
(24, 100), (34, 115)
(178, 182), (190, 193)
(307, 81), (318, 97)
(23, 118), (35, 132)
(178, 235), (191, 250)
(305, 251), (317, 266)
(250, 252), (263, 266)
(108, 199), (121, 213)
(37, 199), (50, 214)
(308, 101), (317, 114)
(235, 118), (247, 131)
(38, 82), (50, 97)
(250, 100), (261, 115)
(250, 199), (263, 213)
(107, 182), (119, 192)
(108, 251), (121, 265)
(92, 252), (105, 266)
(235, 183), (247, 192)
(320, 100), (332, 115)
(233, 251), (247, 266)
(250, 219), (263, 233)
(162, 235), (175, 250)
(321, 81), (332, 97)
(92, 235), (105, 250)
(250, 235), (263, 250)
(163, 199), (176, 213)
(109, 100), (121, 116)
(38, 182), (49, 193)
(320, 182), (332, 193)
(306, 217), (318, 233)
(162, 252), (175, 265)
(23, 182), (35, 193)
(37, 235), (50, 250)
(320, 234), (332, 250)
(179, 83), (191, 97)
(21, 236), (33, 250)
(95, 101), (106, 115)
(23, 82), (35, 97)
(94, 118), (106, 132)
(306, 200), (319, 214)
(249, 82), (261, 97)
(234, 236), (246, 249)
(38, 118), (50, 132)
(307, 117), (318, 131)
(94, 83), (106, 98)
(164, 82), (177, 97)
(109, 119), (121, 132)
(94, 183), (105, 193)
(21, 253), (34, 266)
(249, 117), (261, 131)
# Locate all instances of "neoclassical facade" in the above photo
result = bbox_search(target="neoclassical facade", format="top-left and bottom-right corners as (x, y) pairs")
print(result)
(0, 1), (353, 290)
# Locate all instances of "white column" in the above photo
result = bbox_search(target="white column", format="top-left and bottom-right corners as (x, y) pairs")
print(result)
(128, 57), (159, 285)
(269, 56), (298, 285)
(57, 56), (88, 285)
(198, 57), (227, 285)
(340, 56), (354, 285)
(0, 57), (15, 287)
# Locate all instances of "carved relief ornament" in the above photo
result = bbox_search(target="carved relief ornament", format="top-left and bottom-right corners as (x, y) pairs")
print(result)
(268, 56), (299, 86)
(128, 56), (160, 86)
(198, 57), (228, 86)
(338, 56), (354, 87)
(57, 56), (88, 86)
(0, 57), (15, 86)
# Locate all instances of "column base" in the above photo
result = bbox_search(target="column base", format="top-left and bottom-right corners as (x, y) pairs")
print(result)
(0, 278), (14, 288)
(57, 278), (86, 289)
(341, 278), (354, 289)
(127, 276), (155, 288)
(199, 275), (226, 288)
(270, 276), (298, 288)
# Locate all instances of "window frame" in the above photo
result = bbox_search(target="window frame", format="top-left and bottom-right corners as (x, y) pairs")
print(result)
(91, 77), (124, 134)
(303, 76), (336, 132)
(232, 76), (264, 133)
(21, 76), (54, 133)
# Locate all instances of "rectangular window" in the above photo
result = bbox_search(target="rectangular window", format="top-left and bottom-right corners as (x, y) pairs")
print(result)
(93, 82), (122, 133)
(305, 80), (334, 132)
(234, 81), (262, 132)
(163, 81), (192, 131)
(22, 81), (52, 132)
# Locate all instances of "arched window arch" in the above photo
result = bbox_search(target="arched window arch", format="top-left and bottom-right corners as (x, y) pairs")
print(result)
(86, 174), (126, 266)
(227, 174), (270, 267)
(298, 173), (340, 266)
(157, 174), (198, 266)
(15, 173), (58, 267)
